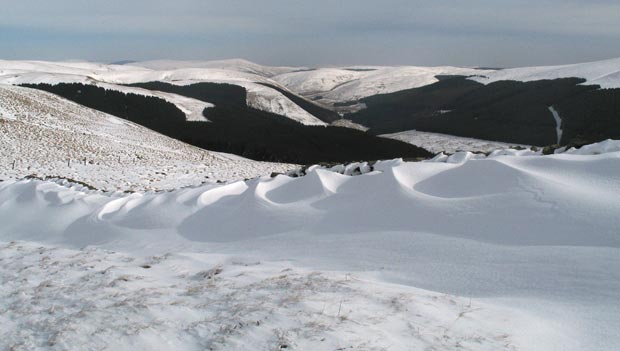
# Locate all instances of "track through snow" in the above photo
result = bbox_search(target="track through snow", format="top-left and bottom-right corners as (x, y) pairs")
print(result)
(1, 141), (619, 350)
(549, 106), (563, 144)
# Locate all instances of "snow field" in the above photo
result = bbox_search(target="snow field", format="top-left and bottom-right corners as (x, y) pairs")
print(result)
(0, 241), (546, 351)
(1, 141), (619, 350)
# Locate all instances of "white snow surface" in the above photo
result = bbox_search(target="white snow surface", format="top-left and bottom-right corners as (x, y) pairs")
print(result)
(131, 58), (301, 78)
(272, 66), (494, 104)
(381, 129), (530, 154)
(563, 138), (620, 155)
(1, 140), (620, 350)
(0, 84), (294, 191)
(470, 57), (620, 89)
(0, 60), (326, 126)
(0, 241), (540, 351)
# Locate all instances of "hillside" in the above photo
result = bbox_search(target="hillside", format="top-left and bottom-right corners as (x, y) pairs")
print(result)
(470, 57), (620, 89)
(346, 76), (620, 146)
(0, 59), (329, 126)
(272, 65), (494, 112)
(0, 84), (293, 191)
(22, 82), (432, 164)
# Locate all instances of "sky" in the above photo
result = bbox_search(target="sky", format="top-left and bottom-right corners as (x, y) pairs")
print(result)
(2, 0), (620, 67)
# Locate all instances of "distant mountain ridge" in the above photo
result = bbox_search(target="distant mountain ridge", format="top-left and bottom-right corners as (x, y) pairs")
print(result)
(2, 57), (620, 152)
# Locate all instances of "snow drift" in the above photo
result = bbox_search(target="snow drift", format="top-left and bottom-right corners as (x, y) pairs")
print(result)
(1, 140), (619, 350)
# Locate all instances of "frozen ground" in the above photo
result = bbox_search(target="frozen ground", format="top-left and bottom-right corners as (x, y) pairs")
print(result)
(1, 140), (619, 350)
(0, 84), (294, 191)
(381, 129), (530, 154)
(0, 241), (539, 351)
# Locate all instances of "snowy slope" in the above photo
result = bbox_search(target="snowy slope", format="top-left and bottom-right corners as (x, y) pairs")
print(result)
(381, 129), (530, 154)
(470, 57), (620, 89)
(1, 140), (619, 350)
(0, 60), (327, 126)
(273, 66), (494, 106)
(0, 84), (294, 191)
(131, 58), (301, 78)
(0, 68), (211, 122)
(4, 57), (619, 125)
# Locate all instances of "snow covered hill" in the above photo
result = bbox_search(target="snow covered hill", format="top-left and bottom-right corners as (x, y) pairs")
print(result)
(0, 60), (327, 126)
(131, 58), (301, 78)
(270, 57), (620, 114)
(470, 57), (620, 89)
(4, 57), (619, 129)
(0, 84), (294, 191)
(1, 140), (619, 350)
(272, 65), (494, 110)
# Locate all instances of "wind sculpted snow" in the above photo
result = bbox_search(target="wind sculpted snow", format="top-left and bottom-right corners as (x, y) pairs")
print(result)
(1, 141), (619, 350)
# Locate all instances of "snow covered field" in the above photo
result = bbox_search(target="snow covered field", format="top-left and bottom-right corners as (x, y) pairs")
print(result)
(0, 84), (294, 191)
(381, 130), (530, 154)
(1, 140), (619, 350)
(0, 241), (540, 351)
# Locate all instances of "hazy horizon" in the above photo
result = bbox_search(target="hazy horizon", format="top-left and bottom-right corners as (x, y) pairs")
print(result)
(3, 0), (620, 68)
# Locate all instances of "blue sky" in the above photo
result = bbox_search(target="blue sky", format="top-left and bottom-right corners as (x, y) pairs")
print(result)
(2, 0), (620, 67)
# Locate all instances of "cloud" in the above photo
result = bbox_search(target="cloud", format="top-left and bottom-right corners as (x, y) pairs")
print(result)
(2, 0), (620, 66)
